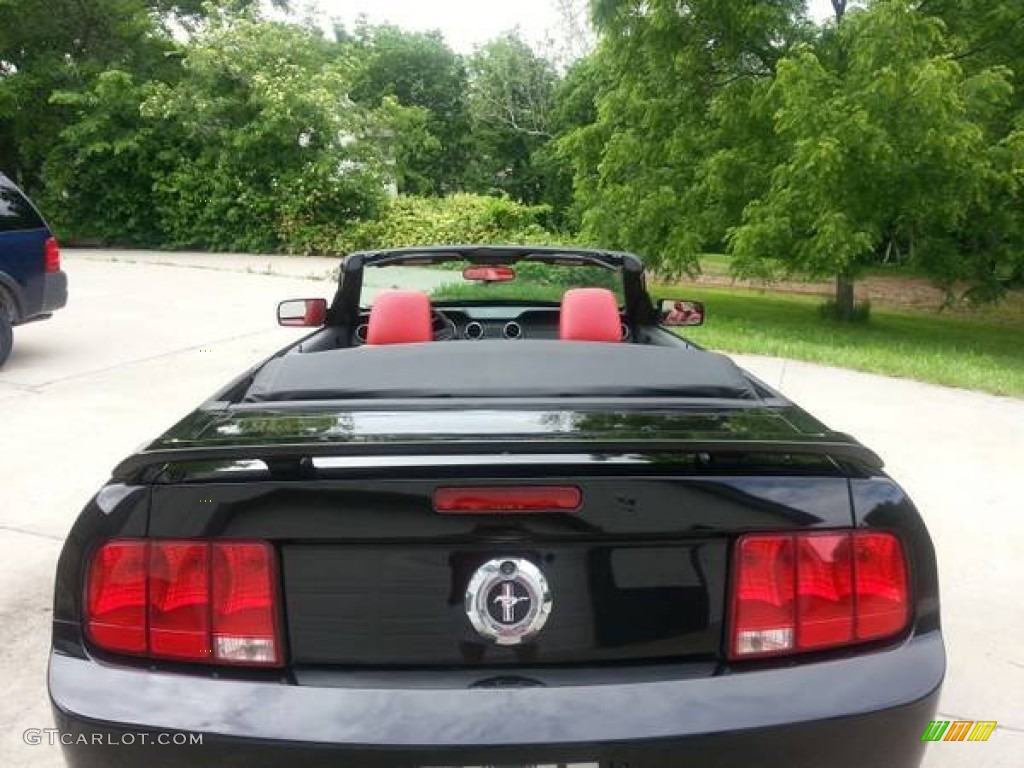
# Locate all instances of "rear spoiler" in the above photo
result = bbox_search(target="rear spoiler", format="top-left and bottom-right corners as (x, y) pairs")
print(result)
(112, 436), (883, 482)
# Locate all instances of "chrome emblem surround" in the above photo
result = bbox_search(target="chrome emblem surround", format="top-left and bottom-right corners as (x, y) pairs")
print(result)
(464, 558), (552, 646)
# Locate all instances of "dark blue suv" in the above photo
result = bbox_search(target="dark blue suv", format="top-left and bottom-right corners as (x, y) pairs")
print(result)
(0, 172), (68, 366)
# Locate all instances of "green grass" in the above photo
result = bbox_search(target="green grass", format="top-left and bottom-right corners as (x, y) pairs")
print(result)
(673, 287), (1024, 397)
(432, 281), (1024, 397)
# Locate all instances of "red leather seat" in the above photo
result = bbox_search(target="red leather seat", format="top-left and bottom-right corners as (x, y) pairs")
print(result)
(366, 290), (433, 345)
(559, 288), (622, 343)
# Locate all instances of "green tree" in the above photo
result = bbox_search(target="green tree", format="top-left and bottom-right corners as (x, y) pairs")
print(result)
(45, 11), (391, 252)
(923, 1), (1024, 96)
(141, 14), (387, 251)
(542, 53), (605, 228)
(43, 70), (167, 244)
(466, 31), (560, 204)
(914, 0), (1024, 300)
(0, 0), (267, 189)
(729, 0), (1024, 316)
(342, 22), (472, 195)
(0, 0), (165, 188)
(565, 0), (805, 272)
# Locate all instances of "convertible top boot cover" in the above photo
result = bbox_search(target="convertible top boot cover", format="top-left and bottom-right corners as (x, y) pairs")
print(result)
(243, 342), (760, 402)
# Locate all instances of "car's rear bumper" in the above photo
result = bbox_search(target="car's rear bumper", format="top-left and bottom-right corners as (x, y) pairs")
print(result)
(40, 270), (68, 314)
(50, 631), (944, 768)
(20, 270), (68, 322)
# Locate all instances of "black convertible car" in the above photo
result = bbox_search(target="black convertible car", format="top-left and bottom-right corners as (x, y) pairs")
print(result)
(50, 246), (943, 768)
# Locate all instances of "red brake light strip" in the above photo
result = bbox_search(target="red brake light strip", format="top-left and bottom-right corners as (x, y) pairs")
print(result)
(434, 486), (582, 514)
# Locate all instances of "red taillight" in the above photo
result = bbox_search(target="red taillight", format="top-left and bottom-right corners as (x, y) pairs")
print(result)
(44, 237), (61, 273)
(731, 535), (795, 657)
(853, 532), (909, 641)
(211, 542), (280, 665)
(86, 541), (147, 654)
(148, 543), (210, 660)
(729, 531), (908, 659)
(433, 486), (582, 513)
(795, 534), (854, 650)
(85, 540), (282, 667)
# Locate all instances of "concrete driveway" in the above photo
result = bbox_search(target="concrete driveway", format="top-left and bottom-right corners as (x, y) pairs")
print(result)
(1, 250), (1021, 767)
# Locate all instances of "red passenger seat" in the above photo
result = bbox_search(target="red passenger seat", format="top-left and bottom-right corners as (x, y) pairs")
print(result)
(559, 288), (622, 343)
(366, 290), (433, 345)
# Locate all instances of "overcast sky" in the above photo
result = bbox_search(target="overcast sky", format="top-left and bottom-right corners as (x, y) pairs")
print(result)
(307, 1), (839, 53)
(316, 0), (562, 52)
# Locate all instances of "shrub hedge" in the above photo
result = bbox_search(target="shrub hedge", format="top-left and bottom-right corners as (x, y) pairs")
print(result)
(280, 193), (570, 255)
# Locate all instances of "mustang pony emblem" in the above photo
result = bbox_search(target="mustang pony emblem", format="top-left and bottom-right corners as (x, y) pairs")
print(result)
(492, 584), (531, 623)
(465, 558), (552, 645)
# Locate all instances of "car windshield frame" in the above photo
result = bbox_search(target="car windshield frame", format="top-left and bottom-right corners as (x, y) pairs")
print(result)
(327, 245), (655, 328)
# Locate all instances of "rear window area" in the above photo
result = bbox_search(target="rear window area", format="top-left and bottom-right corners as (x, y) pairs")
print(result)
(0, 177), (45, 233)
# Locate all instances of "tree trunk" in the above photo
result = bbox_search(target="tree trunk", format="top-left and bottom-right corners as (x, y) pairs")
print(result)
(835, 273), (856, 321)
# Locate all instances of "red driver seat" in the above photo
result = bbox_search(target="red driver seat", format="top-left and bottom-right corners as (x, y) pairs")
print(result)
(366, 290), (433, 345)
(559, 288), (622, 343)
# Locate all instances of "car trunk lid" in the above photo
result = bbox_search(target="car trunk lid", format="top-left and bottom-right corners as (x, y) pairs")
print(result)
(143, 404), (857, 667)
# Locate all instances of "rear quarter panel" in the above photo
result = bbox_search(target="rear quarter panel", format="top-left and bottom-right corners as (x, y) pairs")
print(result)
(851, 477), (942, 638)
(0, 228), (49, 319)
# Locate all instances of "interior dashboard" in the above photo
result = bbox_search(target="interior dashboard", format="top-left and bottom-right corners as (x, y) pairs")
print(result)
(350, 306), (632, 344)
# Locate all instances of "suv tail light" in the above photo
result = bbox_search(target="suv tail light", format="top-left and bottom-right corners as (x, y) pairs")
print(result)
(86, 540), (282, 667)
(729, 531), (908, 659)
(44, 237), (61, 273)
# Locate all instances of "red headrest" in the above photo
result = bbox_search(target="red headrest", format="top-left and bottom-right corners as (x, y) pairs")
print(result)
(559, 288), (622, 343)
(367, 290), (433, 345)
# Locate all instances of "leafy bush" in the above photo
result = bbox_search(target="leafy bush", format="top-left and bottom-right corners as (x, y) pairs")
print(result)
(282, 193), (569, 254)
(43, 70), (166, 246)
